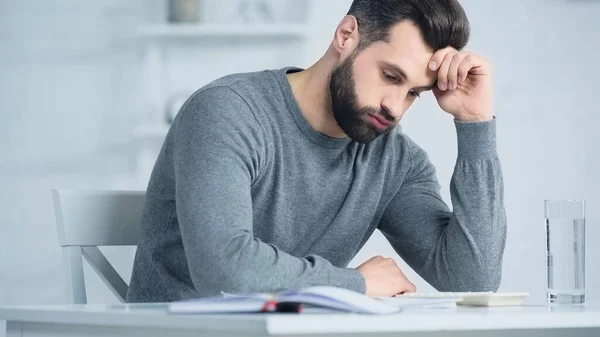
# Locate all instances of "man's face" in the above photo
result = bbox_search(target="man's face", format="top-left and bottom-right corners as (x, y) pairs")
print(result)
(330, 21), (437, 143)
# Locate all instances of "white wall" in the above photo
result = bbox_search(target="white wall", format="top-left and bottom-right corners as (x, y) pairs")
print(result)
(0, 0), (598, 305)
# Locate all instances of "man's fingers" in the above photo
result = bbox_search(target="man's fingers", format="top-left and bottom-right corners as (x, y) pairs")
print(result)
(391, 264), (416, 294)
(436, 53), (455, 91)
(385, 257), (397, 266)
(448, 53), (467, 90)
(457, 54), (476, 83)
(428, 46), (458, 72)
(396, 282), (417, 295)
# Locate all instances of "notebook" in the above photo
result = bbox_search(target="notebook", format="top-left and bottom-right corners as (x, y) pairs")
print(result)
(168, 286), (459, 314)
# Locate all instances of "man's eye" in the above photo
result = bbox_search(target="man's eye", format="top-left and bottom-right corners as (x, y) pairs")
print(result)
(383, 72), (398, 83)
(409, 90), (420, 98)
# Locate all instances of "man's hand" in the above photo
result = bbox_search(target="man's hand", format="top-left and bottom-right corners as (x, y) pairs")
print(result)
(356, 256), (416, 297)
(429, 47), (494, 122)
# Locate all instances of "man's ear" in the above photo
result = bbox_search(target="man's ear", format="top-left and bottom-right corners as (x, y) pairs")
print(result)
(332, 15), (359, 60)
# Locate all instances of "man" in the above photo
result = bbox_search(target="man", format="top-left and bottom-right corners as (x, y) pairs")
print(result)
(127, 0), (507, 302)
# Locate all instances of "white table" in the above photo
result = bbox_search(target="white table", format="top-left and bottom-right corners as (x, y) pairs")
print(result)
(1, 303), (599, 337)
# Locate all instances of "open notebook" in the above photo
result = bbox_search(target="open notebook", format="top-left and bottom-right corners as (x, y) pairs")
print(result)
(168, 286), (458, 314)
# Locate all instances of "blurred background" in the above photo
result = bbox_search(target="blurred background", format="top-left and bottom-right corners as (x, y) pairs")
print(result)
(0, 0), (598, 305)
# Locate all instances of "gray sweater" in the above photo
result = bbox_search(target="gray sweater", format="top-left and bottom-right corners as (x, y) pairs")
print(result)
(126, 68), (507, 303)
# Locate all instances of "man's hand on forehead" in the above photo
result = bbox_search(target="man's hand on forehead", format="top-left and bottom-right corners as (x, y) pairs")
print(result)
(427, 47), (494, 122)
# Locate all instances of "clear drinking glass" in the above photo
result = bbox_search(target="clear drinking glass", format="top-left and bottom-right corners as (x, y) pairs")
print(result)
(545, 200), (585, 304)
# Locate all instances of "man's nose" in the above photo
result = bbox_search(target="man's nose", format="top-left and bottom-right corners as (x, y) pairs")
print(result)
(381, 100), (404, 122)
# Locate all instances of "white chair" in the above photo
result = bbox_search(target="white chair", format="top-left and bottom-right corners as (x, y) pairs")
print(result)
(51, 189), (145, 304)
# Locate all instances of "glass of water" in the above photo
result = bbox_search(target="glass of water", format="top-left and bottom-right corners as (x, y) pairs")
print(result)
(545, 200), (585, 304)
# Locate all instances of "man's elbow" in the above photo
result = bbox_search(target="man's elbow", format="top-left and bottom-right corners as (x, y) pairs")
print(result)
(190, 263), (254, 296)
(435, 262), (502, 292)
(467, 273), (501, 292)
(463, 264), (502, 292)
(189, 236), (261, 295)
(467, 233), (506, 292)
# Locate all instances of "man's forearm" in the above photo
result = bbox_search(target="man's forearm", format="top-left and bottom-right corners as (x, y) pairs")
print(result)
(180, 223), (366, 296)
(443, 118), (507, 290)
(379, 118), (506, 292)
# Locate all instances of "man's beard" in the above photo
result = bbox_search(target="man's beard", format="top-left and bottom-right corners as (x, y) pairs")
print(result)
(329, 55), (394, 144)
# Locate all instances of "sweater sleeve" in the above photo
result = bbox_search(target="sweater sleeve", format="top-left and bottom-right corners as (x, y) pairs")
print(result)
(172, 86), (365, 296)
(378, 118), (507, 291)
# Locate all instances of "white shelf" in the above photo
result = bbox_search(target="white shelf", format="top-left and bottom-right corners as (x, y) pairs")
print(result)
(137, 23), (309, 39)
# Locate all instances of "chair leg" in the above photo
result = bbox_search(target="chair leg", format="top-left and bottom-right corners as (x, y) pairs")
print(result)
(82, 246), (128, 303)
(62, 246), (87, 304)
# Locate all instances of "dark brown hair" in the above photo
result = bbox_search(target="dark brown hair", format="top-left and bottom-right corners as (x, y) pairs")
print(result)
(347, 0), (470, 52)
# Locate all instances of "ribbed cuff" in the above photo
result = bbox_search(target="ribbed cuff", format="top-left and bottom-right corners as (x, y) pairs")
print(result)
(455, 117), (497, 159)
(342, 268), (367, 294)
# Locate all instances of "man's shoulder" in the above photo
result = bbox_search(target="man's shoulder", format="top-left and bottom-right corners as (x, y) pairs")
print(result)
(180, 68), (285, 120)
(175, 70), (267, 119)
(192, 68), (283, 102)
(206, 69), (274, 90)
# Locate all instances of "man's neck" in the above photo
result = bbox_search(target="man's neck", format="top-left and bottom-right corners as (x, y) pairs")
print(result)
(286, 57), (347, 139)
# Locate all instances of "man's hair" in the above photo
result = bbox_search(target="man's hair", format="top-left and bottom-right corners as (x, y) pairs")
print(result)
(347, 0), (470, 52)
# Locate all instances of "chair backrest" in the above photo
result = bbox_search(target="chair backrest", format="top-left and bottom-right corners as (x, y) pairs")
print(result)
(51, 189), (145, 304)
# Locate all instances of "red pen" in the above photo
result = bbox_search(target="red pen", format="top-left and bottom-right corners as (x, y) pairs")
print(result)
(261, 299), (278, 312)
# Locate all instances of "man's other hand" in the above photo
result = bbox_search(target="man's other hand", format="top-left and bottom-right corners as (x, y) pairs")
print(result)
(356, 255), (417, 297)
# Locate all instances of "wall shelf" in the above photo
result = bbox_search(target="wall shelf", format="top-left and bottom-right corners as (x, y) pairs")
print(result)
(137, 23), (309, 39)
(135, 22), (310, 135)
